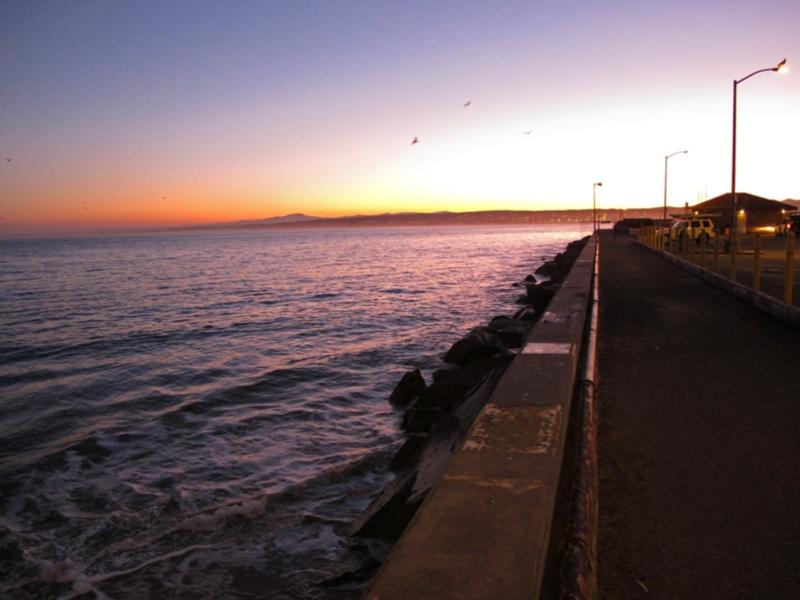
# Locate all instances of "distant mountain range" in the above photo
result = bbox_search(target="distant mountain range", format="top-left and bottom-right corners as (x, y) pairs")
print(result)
(230, 213), (320, 226)
(178, 200), (800, 232)
(182, 207), (680, 230)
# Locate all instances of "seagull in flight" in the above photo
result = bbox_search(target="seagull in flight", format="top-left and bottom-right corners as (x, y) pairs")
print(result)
(523, 130), (534, 135)
(463, 100), (472, 108)
(411, 137), (419, 145)
(4, 158), (10, 162)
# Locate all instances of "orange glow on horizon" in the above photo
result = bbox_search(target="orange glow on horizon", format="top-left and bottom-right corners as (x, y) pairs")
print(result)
(2, 4), (798, 236)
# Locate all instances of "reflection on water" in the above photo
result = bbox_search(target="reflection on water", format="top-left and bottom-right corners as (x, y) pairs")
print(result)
(0, 224), (587, 598)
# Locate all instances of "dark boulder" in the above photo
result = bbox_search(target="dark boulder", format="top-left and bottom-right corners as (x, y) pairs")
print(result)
(418, 355), (511, 414)
(486, 316), (533, 348)
(443, 327), (509, 365)
(389, 368), (427, 407)
(489, 315), (511, 324)
(401, 355), (512, 435)
(390, 434), (428, 472)
(535, 260), (556, 276)
(514, 306), (539, 322)
(432, 367), (457, 382)
(524, 274), (536, 282)
(349, 468), (421, 539)
(319, 557), (383, 587)
(402, 406), (443, 434)
(525, 283), (556, 313)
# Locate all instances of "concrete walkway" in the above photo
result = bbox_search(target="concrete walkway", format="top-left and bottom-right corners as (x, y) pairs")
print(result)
(597, 231), (800, 599)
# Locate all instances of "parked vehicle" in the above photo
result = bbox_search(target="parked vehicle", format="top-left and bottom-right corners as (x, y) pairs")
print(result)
(778, 214), (800, 236)
(664, 218), (716, 244)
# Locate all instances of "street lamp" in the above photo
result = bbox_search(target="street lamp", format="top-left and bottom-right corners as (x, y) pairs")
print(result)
(731, 58), (786, 234)
(663, 150), (687, 223)
(593, 182), (602, 233)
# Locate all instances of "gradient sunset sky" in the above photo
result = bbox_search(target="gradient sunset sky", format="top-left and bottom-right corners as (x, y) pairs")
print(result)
(1, 1), (798, 234)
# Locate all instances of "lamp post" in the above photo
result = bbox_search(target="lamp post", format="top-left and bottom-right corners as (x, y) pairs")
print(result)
(593, 182), (602, 233)
(663, 150), (687, 223)
(731, 58), (786, 234)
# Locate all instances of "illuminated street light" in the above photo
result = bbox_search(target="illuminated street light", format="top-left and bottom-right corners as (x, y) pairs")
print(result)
(593, 182), (602, 233)
(731, 58), (787, 234)
(663, 150), (688, 223)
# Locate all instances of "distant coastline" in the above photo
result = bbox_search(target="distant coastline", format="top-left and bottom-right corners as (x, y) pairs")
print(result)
(174, 207), (677, 232)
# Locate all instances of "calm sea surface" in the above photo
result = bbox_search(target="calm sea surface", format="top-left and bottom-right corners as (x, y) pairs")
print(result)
(0, 224), (587, 599)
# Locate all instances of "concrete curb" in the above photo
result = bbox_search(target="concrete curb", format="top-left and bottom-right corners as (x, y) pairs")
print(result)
(559, 239), (600, 600)
(638, 242), (800, 331)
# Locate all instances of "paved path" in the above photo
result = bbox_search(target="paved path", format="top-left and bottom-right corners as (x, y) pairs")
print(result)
(597, 231), (800, 599)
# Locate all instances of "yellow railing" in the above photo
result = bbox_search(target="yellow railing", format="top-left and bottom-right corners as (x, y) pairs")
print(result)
(639, 225), (796, 305)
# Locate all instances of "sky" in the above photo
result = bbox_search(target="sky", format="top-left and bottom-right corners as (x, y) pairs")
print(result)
(1, 0), (799, 235)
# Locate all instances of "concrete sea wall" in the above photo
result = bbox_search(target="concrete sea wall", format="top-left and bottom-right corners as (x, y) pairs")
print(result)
(348, 236), (598, 599)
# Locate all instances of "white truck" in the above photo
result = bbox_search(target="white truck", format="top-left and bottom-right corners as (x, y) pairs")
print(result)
(664, 218), (716, 244)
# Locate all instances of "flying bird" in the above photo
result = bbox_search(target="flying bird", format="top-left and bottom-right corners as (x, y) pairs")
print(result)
(411, 137), (419, 145)
(463, 100), (472, 107)
(523, 130), (534, 135)
(4, 158), (10, 162)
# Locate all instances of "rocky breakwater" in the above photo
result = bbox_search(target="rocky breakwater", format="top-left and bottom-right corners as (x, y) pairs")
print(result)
(348, 237), (589, 546)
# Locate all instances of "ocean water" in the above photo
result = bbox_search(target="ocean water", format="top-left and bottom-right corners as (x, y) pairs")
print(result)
(0, 224), (587, 599)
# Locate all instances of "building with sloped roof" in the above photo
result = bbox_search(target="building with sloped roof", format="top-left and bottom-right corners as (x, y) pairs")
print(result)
(691, 192), (796, 233)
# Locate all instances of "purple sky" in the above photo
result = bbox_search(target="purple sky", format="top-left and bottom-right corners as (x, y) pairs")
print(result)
(1, 1), (798, 233)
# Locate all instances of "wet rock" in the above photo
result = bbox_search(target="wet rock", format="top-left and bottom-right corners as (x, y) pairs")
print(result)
(319, 557), (383, 587)
(514, 306), (539, 322)
(486, 316), (533, 348)
(390, 434), (428, 472)
(416, 355), (510, 413)
(525, 283), (556, 313)
(389, 368), (427, 407)
(524, 274), (536, 282)
(535, 260), (556, 276)
(431, 367), (457, 382)
(443, 327), (509, 365)
(402, 406), (443, 434)
(349, 468), (421, 540)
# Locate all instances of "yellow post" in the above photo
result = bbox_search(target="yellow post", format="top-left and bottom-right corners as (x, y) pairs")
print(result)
(700, 235), (706, 267)
(729, 230), (737, 282)
(753, 233), (761, 292)
(785, 232), (795, 305)
(714, 234), (720, 272)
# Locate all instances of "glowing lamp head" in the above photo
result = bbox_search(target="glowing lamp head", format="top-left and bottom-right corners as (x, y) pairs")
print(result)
(594, 182), (603, 187)
(775, 58), (788, 73)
